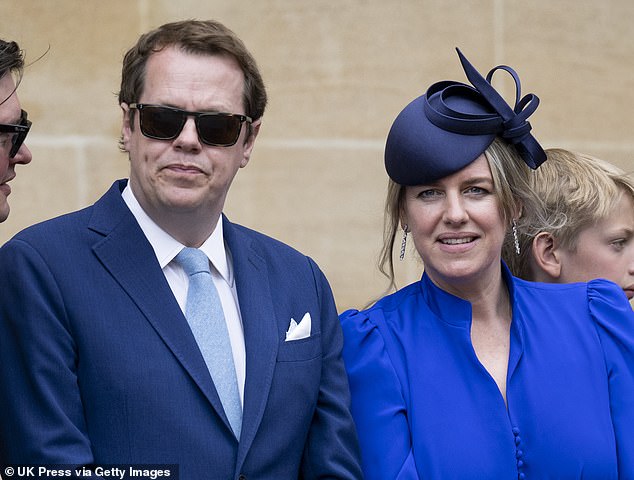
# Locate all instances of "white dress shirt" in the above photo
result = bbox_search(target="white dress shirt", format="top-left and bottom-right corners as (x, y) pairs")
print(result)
(122, 184), (246, 406)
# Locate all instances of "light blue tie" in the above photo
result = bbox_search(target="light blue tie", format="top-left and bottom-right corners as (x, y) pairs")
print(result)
(175, 247), (242, 439)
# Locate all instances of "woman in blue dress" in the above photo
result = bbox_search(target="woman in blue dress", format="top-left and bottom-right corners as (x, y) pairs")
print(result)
(340, 49), (634, 479)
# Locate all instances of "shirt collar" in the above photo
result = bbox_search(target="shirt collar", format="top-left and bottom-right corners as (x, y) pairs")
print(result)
(121, 183), (233, 285)
(420, 262), (517, 328)
(420, 271), (472, 328)
(198, 216), (232, 285)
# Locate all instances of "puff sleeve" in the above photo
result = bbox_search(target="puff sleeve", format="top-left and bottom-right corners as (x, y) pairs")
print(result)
(340, 309), (419, 480)
(589, 280), (634, 478)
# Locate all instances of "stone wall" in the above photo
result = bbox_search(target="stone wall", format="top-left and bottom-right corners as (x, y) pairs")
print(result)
(3, 0), (633, 310)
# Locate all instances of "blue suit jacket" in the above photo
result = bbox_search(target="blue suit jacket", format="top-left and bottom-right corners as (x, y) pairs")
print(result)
(0, 180), (361, 479)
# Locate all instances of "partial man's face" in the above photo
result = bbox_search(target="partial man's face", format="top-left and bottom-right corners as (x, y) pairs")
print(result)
(0, 73), (32, 222)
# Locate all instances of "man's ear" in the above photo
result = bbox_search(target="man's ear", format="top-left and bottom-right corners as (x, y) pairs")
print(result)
(240, 118), (262, 168)
(120, 103), (132, 151)
(531, 232), (562, 280)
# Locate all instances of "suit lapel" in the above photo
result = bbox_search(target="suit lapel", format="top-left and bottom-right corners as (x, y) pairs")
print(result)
(88, 181), (234, 435)
(223, 218), (279, 462)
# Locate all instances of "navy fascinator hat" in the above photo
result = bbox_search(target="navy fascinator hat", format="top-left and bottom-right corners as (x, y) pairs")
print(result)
(385, 48), (546, 186)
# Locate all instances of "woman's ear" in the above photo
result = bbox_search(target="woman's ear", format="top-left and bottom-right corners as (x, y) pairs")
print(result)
(531, 232), (562, 280)
(399, 206), (407, 231)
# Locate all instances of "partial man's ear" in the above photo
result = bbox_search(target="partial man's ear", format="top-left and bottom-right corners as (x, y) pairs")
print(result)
(120, 103), (133, 151)
(240, 118), (262, 168)
(531, 232), (562, 280)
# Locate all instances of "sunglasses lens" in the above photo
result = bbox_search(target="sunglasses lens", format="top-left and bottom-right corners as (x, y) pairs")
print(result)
(9, 111), (30, 158)
(9, 135), (22, 158)
(198, 115), (243, 146)
(139, 106), (185, 140)
(135, 105), (247, 146)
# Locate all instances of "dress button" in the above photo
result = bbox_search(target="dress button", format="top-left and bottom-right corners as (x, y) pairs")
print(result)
(238, 475), (247, 480)
(512, 427), (520, 435)
(515, 435), (522, 445)
(516, 449), (523, 458)
(517, 460), (524, 468)
(519, 474), (526, 480)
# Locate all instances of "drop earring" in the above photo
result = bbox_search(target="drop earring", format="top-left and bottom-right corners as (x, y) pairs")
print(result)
(512, 219), (520, 255)
(399, 225), (409, 261)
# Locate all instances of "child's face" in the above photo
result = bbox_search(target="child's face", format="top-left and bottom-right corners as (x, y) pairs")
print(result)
(557, 192), (634, 300)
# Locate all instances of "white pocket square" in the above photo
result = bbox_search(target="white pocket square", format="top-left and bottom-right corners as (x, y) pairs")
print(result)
(285, 312), (311, 341)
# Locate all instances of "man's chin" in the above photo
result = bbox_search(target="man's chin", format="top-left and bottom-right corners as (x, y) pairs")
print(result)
(0, 202), (10, 223)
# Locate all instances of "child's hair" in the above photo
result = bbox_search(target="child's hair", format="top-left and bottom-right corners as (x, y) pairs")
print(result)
(505, 148), (634, 279)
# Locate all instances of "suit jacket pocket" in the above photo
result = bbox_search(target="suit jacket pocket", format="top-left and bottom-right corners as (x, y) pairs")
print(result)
(277, 332), (322, 362)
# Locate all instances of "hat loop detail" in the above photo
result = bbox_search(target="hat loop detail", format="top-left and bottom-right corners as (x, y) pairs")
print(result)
(423, 48), (546, 170)
(384, 48), (547, 186)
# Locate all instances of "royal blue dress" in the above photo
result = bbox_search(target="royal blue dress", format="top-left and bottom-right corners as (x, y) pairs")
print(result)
(340, 265), (634, 479)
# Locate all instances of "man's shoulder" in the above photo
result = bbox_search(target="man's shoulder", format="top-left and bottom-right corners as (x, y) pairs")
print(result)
(9, 206), (93, 243)
(6, 180), (125, 248)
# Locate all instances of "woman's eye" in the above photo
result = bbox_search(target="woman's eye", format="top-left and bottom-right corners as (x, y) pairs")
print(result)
(418, 189), (441, 199)
(465, 186), (488, 195)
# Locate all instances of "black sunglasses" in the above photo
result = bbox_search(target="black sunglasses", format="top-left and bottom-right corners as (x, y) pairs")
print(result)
(0, 110), (31, 158)
(129, 103), (252, 147)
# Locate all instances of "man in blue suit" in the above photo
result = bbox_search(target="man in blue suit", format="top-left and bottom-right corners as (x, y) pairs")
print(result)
(0, 20), (361, 479)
